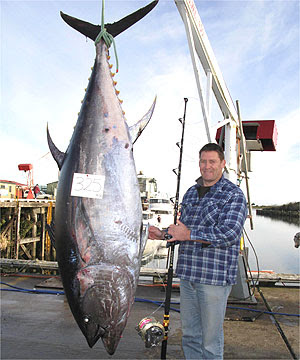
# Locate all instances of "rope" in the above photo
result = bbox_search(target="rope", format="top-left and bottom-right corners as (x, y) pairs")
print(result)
(45, 202), (53, 263)
(94, 0), (119, 72)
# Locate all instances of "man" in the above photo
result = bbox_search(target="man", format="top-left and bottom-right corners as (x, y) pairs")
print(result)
(33, 184), (40, 198)
(149, 143), (247, 359)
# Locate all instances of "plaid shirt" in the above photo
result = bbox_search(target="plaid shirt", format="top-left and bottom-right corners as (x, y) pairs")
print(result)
(176, 175), (247, 286)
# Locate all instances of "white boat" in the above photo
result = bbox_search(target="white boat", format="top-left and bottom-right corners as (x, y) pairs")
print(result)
(142, 193), (174, 261)
(148, 193), (174, 229)
(137, 173), (173, 260)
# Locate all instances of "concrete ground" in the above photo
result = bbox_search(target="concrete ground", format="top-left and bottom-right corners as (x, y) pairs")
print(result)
(1, 275), (299, 360)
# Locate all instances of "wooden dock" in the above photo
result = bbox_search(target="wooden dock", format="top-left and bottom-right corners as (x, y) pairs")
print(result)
(0, 258), (299, 286)
(1, 200), (299, 286)
(0, 258), (167, 276)
(247, 270), (300, 286)
(0, 199), (55, 261)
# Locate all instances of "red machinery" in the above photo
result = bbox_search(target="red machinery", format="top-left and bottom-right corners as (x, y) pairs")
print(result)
(216, 120), (278, 151)
(18, 164), (34, 199)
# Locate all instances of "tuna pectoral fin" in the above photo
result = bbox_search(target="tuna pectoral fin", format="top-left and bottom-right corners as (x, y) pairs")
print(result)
(60, 0), (158, 40)
(129, 96), (157, 145)
(140, 223), (149, 256)
(47, 124), (65, 170)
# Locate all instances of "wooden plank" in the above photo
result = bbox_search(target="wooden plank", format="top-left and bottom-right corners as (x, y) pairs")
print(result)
(0, 260), (169, 277)
(0, 258), (59, 270)
(19, 237), (40, 244)
(140, 267), (168, 277)
(0, 200), (55, 208)
(248, 271), (300, 284)
(0, 201), (17, 208)
(0, 258), (298, 284)
(0, 217), (14, 237)
(20, 244), (32, 259)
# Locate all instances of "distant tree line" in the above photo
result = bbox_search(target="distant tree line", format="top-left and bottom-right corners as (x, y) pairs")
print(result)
(256, 202), (300, 225)
(256, 202), (299, 212)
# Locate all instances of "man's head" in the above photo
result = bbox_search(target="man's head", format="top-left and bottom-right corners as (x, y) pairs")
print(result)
(199, 143), (226, 186)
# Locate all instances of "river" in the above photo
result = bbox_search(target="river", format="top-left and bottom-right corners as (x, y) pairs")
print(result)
(244, 210), (299, 274)
(144, 210), (300, 275)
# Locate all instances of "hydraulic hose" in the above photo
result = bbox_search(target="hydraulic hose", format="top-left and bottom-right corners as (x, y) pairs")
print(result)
(0, 281), (64, 295)
(257, 287), (297, 360)
(1, 283), (299, 319)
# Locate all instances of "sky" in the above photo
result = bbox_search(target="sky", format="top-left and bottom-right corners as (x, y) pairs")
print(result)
(1, 0), (299, 206)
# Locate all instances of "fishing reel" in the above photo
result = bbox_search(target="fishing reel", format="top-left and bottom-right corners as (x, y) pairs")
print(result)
(136, 317), (165, 348)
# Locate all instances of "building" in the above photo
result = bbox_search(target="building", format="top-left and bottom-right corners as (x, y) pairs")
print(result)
(0, 180), (27, 199)
(46, 181), (58, 197)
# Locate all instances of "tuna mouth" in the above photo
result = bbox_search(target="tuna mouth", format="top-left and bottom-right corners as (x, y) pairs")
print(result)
(83, 315), (120, 355)
(102, 332), (121, 356)
(82, 317), (106, 348)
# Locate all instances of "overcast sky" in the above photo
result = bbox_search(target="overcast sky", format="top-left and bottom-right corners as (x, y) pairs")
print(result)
(1, 0), (299, 205)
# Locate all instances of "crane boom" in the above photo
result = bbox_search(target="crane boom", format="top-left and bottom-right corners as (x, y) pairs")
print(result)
(175, 0), (239, 122)
(174, 0), (242, 183)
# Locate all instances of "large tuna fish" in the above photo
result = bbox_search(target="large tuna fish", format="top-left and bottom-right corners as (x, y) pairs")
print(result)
(47, 1), (158, 355)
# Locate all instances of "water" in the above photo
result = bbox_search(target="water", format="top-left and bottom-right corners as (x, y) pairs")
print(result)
(145, 210), (300, 275)
(244, 210), (299, 274)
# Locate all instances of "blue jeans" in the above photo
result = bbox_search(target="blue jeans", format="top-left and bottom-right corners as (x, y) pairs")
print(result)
(180, 279), (232, 359)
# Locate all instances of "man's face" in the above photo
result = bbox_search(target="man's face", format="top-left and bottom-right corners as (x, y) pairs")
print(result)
(199, 151), (226, 186)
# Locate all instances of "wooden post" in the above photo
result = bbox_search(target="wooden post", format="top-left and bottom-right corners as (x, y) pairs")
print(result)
(41, 208), (46, 261)
(6, 208), (12, 258)
(31, 209), (37, 259)
(16, 204), (21, 260)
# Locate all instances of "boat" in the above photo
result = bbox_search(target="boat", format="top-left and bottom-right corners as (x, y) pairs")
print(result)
(147, 193), (174, 229)
(141, 192), (174, 262)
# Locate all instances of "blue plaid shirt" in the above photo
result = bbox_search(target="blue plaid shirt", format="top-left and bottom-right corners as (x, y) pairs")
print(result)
(176, 175), (248, 286)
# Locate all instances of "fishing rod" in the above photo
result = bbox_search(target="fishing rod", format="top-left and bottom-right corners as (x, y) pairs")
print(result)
(161, 97), (188, 360)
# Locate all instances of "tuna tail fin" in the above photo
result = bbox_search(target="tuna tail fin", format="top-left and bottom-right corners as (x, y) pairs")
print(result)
(47, 124), (65, 170)
(129, 96), (156, 145)
(60, 0), (158, 40)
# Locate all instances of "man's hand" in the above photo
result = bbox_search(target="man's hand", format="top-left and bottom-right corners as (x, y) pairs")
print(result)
(167, 220), (191, 242)
(148, 226), (164, 240)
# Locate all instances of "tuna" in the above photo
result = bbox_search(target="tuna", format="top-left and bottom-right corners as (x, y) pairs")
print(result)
(47, 1), (158, 355)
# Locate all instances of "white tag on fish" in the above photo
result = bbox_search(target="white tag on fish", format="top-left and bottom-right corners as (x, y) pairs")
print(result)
(71, 173), (105, 199)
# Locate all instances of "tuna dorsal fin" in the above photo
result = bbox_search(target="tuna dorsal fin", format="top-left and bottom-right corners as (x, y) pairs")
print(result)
(129, 96), (156, 145)
(60, 0), (158, 41)
(47, 124), (65, 170)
